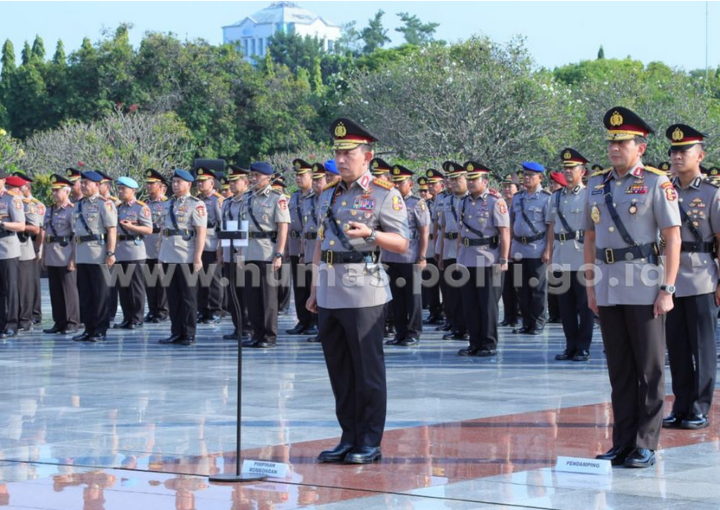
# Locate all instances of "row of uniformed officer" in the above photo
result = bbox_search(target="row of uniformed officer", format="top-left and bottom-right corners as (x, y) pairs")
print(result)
(0, 171), (26, 338)
(143, 169), (171, 323)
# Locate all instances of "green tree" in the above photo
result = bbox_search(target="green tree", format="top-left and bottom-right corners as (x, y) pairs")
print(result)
(395, 12), (439, 46)
(267, 30), (324, 75)
(597, 45), (605, 60)
(20, 42), (31, 65)
(31, 35), (46, 63)
(53, 40), (66, 65)
(361, 10), (391, 55)
(1, 40), (16, 74)
(263, 46), (275, 78)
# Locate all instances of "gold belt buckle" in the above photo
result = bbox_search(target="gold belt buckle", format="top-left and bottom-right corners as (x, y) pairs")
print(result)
(605, 248), (614, 264)
(559, 233), (566, 242)
(463, 238), (470, 247)
(521, 236), (528, 245)
(325, 250), (333, 267)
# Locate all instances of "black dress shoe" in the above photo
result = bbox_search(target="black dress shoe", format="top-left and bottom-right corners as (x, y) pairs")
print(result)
(385, 337), (403, 346)
(555, 350), (574, 361)
(159, 334), (182, 345)
(595, 445), (634, 466)
(72, 332), (91, 342)
(87, 333), (106, 342)
(198, 316), (220, 324)
(662, 412), (686, 429)
(223, 331), (239, 340)
(572, 350), (590, 362)
(152, 315), (168, 323)
(345, 446), (382, 464)
(681, 413), (709, 430)
(423, 316), (443, 325)
(144, 313), (154, 322)
(32, 318), (41, 325)
(241, 339), (259, 348)
(477, 348), (497, 357)
(399, 337), (419, 347)
(317, 443), (355, 463)
(61, 328), (79, 335)
(458, 347), (480, 356)
(43, 326), (62, 334)
(442, 332), (468, 340)
(303, 325), (318, 335)
(113, 321), (131, 329)
(253, 341), (276, 349)
(624, 448), (655, 468)
(178, 336), (196, 346)
(18, 326), (33, 333)
(0, 329), (18, 339)
(512, 327), (530, 334)
(547, 317), (561, 324)
(499, 319), (517, 327)
(307, 336), (320, 343)
(285, 323), (306, 335)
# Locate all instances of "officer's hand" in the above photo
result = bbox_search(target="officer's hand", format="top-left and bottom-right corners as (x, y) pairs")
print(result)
(306, 292), (318, 314)
(654, 291), (674, 318)
(496, 262), (508, 273)
(541, 249), (551, 265)
(106, 255), (116, 267)
(272, 256), (282, 271)
(346, 221), (371, 239)
(438, 258), (444, 271)
(416, 258), (427, 269)
(67, 260), (75, 272)
(586, 286), (599, 315)
(715, 286), (720, 307)
(193, 261), (202, 273)
(216, 248), (222, 264)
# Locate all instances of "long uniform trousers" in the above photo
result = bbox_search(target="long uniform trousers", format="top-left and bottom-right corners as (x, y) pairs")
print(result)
(387, 262), (423, 340)
(77, 264), (111, 336)
(557, 270), (594, 353)
(461, 266), (503, 350)
(47, 265), (80, 330)
(517, 258), (547, 330)
(164, 263), (198, 338)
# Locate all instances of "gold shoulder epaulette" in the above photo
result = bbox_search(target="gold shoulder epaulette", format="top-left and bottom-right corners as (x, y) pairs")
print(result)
(136, 200), (147, 206)
(67, 202), (75, 208)
(541, 189), (552, 195)
(188, 195), (201, 202)
(372, 178), (394, 190)
(591, 168), (612, 177)
(31, 197), (42, 204)
(643, 166), (666, 176)
(703, 179), (720, 188)
(213, 191), (223, 198)
(22, 198), (31, 203)
(323, 181), (339, 191)
(161, 196), (168, 202)
(98, 195), (108, 201)
(271, 188), (283, 195)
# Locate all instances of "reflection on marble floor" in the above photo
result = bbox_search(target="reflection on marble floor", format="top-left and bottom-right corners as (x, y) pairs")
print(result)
(0, 284), (719, 509)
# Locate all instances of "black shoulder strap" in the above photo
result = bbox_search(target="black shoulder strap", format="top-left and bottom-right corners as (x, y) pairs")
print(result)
(554, 191), (573, 233)
(460, 196), (485, 238)
(168, 198), (180, 231)
(323, 188), (356, 252)
(678, 201), (704, 243)
(246, 195), (263, 232)
(603, 178), (636, 246)
(118, 204), (131, 235)
(519, 196), (540, 235)
(48, 205), (59, 239)
(76, 199), (94, 236)
(449, 194), (458, 225)
(295, 192), (304, 230)
(310, 195), (317, 226)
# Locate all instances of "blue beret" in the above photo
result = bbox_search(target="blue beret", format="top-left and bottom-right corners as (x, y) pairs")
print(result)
(173, 169), (195, 183)
(117, 176), (139, 189)
(324, 160), (338, 175)
(521, 161), (545, 173)
(250, 162), (274, 175)
(81, 171), (103, 183)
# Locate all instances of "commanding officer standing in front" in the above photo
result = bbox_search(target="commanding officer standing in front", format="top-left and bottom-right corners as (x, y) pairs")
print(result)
(545, 149), (594, 362)
(72, 171), (118, 343)
(0, 169), (25, 339)
(510, 162), (551, 335)
(587, 107), (680, 468)
(286, 159), (317, 336)
(114, 177), (153, 329)
(158, 169), (207, 346)
(41, 174), (80, 335)
(456, 162), (510, 357)
(195, 167), (224, 324)
(661, 124), (720, 431)
(384, 165), (429, 347)
(240, 162), (290, 349)
(307, 118), (409, 465)
(143, 169), (170, 323)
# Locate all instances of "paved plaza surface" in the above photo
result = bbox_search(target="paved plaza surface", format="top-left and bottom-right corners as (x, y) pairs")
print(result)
(0, 282), (719, 509)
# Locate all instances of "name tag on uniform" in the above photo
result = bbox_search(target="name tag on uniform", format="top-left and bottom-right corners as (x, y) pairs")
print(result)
(626, 184), (648, 194)
(353, 196), (375, 211)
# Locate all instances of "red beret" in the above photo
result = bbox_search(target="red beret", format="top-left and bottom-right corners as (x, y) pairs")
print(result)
(549, 172), (567, 187)
(5, 176), (28, 187)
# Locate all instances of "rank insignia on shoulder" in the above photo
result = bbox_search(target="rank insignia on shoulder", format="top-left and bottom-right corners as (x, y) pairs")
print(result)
(372, 178), (394, 190)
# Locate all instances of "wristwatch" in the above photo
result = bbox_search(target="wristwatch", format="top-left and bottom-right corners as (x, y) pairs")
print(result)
(106, 251), (115, 257)
(417, 256), (427, 262)
(499, 258), (509, 264)
(660, 284), (676, 295)
(364, 229), (377, 244)
(273, 252), (283, 259)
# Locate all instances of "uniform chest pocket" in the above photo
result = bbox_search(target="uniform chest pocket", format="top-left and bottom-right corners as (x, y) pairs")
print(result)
(617, 193), (649, 222)
(527, 205), (544, 221)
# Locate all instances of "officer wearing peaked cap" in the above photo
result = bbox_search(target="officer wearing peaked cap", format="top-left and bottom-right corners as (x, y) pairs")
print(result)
(658, 161), (672, 175)
(437, 161), (469, 340)
(707, 166), (720, 186)
(95, 171), (121, 325)
(384, 165), (429, 347)
(661, 124), (720, 432)
(0, 170), (26, 338)
(423, 168), (446, 326)
(158, 169), (207, 346)
(143, 169), (170, 323)
(456, 162), (510, 357)
(195, 166), (225, 323)
(41, 174), (80, 335)
(370, 157), (393, 181)
(66, 167), (84, 204)
(286, 159), (317, 336)
(587, 107), (681, 468)
(545, 148), (594, 362)
(511, 161), (551, 335)
(308, 117), (409, 464)
(500, 173), (520, 327)
(72, 171), (118, 343)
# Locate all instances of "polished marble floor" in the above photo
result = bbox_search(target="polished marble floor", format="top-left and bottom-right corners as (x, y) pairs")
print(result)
(0, 282), (719, 509)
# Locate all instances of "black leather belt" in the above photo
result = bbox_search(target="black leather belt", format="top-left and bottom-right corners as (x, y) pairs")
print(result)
(321, 250), (379, 264)
(554, 231), (584, 242)
(118, 234), (143, 242)
(444, 232), (459, 240)
(163, 228), (194, 238)
(0, 230), (16, 238)
(249, 231), (276, 239)
(462, 236), (498, 247)
(513, 233), (544, 245)
(76, 234), (105, 243)
(429, 233), (434, 240)
(207, 221), (217, 229)
(218, 231), (248, 240)
(290, 230), (301, 239)
(596, 243), (658, 264)
(304, 232), (317, 240)
(152, 227), (161, 234)
(47, 235), (73, 244)
(681, 241), (716, 253)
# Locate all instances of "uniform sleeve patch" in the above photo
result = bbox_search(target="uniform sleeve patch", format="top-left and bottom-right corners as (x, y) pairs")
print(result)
(497, 199), (508, 215)
(278, 198), (288, 210)
(196, 204), (206, 217)
(142, 206), (151, 218)
(661, 182), (677, 201)
(392, 196), (404, 211)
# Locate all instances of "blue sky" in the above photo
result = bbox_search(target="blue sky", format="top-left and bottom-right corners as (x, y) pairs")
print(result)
(0, 1), (717, 71)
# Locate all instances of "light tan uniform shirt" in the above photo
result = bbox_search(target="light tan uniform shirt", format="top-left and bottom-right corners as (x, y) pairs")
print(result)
(73, 194), (118, 264)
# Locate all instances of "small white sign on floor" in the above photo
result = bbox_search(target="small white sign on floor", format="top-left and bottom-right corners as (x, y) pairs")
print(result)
(554, 456), (612, 475)
(241, 460), (289, 479)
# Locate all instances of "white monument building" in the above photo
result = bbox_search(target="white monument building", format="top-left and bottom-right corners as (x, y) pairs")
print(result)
(222, 2), (342, 59)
